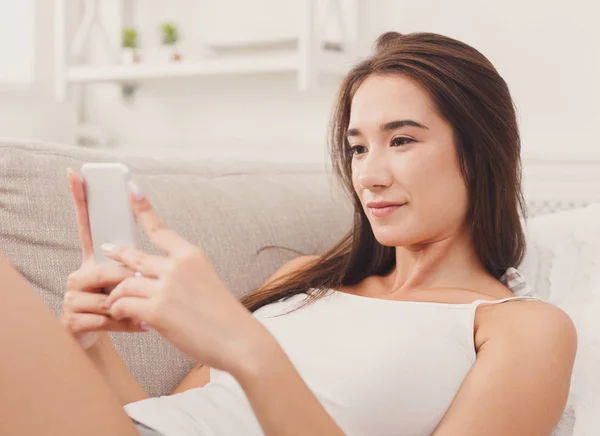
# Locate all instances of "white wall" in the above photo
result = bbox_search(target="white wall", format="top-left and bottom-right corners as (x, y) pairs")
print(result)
(86, 75), (340, 162)
(0, 0), (76, 144)
(389, 0), (600, 161)
(2, 1), (599, 163)
(84, 0), (600, 162)
(0, 0), (34, 84)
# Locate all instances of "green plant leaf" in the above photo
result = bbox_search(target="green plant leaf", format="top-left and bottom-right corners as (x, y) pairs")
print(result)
(122, 27), (138, 48)
(161, 22), (179, 45)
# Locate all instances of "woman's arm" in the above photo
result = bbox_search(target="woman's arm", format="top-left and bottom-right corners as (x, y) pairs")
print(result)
(101, 187), (344, 434)
(62, 263), (151, 405)
(65, 170), (149, 405)
(171, 255), (319, 395)
(432, 300), (577, 435)
(86, 332), (150, 405)
(228, 254), (344, 435)
(233, 332), (346, 436)
(172, 338), (346, 436)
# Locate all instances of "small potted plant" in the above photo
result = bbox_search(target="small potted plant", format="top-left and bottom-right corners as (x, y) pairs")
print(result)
(160, 22), (181, 62)
(121, 26), (140, 64)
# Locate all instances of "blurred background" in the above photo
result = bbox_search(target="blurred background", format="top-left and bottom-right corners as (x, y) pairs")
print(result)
(0, 0), (598, 164)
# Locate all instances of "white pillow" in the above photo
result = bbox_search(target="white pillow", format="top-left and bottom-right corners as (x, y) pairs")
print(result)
(519, 203), (600, 436)
(519, 203), (600, 298)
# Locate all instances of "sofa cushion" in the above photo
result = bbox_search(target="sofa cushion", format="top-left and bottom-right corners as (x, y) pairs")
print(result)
(522, 203), (600, 435)
(0, 139), (353, 396)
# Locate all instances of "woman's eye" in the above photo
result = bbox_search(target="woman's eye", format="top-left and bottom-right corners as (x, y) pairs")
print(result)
(348, 145), (366, 156)
(392, 137), (413, 147)
(348, 138), (412, 157)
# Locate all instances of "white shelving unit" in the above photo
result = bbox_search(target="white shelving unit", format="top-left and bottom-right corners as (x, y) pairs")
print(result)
(54, 0), (362, 146)
(65, 49), (351, 84)
(54, 0), (361, 100)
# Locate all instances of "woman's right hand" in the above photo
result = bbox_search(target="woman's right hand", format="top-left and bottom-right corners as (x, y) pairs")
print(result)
(62, 168), (147, 350)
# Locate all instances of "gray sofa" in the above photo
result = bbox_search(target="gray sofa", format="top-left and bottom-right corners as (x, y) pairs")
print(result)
(0, 139), (352, 396)
(0, 139), (585, 435)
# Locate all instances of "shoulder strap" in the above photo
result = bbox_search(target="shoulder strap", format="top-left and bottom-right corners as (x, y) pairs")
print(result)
(466, 295), (544, 362)
(499, 267), (532, 295)
(471, 295), (544, 309)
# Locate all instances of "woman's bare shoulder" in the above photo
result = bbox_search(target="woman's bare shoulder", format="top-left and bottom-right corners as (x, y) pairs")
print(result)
(263, 255), (320, 287)
(476, 298), (577, 359)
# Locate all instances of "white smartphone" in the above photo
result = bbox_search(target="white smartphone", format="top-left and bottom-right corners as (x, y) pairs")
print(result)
(81, 163), (139, 272)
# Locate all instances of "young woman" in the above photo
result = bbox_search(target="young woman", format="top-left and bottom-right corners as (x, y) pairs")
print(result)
(0, 32), (576, 436)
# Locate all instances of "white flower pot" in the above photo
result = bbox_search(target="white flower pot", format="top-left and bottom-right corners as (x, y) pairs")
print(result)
(121, 48), (140, 64)
(159, 45), (181, 63)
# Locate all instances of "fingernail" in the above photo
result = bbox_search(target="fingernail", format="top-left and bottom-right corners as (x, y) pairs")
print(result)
(101, 243), (115, 252)
(128, 180), (145, 201)
(140, 322), (151, 332)
(66, 168), (75, 182)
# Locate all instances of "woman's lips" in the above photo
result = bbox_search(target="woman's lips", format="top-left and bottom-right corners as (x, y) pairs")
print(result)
(368, 204), (404, 217)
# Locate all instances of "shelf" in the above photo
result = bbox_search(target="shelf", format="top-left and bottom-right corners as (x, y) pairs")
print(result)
(67, 50), (353, 84)
(54, 0), (361, 146)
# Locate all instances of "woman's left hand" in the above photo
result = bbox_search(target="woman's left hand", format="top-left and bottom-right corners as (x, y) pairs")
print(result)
(102, 181), (272, 377)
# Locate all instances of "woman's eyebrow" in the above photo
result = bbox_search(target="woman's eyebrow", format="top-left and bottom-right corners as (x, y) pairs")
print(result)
(346, 119), (429, 137)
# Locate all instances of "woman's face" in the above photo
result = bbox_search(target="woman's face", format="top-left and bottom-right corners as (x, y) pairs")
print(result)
(348, 74), (469, 248)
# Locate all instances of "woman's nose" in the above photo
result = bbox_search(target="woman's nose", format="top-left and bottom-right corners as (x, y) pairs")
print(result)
(356, 152), (393, 189)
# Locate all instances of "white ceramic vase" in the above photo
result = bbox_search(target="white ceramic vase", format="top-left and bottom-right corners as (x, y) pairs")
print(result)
(159, 45), (181, 63)
(121, 48), (140, 64)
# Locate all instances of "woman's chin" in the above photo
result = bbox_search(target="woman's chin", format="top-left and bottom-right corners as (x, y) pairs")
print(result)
(373, 232), (415, 248)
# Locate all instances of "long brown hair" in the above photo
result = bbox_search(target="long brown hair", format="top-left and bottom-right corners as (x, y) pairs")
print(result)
(240, 31), (527, 313)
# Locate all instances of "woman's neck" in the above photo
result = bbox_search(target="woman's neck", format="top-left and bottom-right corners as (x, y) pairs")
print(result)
(383, 228), (490, 295)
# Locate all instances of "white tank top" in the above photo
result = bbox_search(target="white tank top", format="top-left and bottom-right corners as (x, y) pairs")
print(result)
(124, 268), (541, 436)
